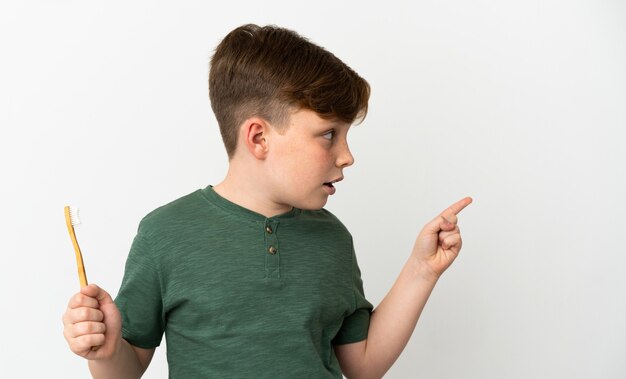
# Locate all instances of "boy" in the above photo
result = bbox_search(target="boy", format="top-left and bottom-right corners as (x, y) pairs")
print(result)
(62, 24), (471, 378)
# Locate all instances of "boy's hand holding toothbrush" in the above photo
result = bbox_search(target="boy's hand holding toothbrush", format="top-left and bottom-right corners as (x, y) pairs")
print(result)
(62, 207), (122, 360)
(62, 284), (122, 360)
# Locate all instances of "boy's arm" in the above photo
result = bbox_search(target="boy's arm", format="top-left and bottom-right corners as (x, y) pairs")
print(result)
(335, 197), (472, 379)
(63, 284), (155, 379)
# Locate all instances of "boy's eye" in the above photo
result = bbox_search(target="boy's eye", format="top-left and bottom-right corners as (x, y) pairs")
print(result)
(322, 130), (335, 140)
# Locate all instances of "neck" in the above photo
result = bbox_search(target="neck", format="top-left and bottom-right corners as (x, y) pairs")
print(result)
(213, 159), (293, 218)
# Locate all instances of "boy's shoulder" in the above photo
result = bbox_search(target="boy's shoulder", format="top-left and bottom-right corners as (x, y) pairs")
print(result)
(298, 208), (353, 243)
(136, 188), (206, 235)
(301, 207), (348, 227)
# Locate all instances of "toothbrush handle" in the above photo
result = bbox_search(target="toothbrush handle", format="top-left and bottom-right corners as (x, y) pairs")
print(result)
(64, 207), (89, 287)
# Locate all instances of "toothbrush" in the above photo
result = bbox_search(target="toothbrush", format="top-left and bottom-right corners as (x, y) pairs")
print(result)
(64, 206), (88, 288)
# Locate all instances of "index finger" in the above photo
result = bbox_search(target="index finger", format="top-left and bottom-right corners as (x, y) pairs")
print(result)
(442, 196), (473, 217)
(68, 292), (99, 310)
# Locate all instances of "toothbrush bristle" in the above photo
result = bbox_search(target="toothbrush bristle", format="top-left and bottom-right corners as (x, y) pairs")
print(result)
(69, 206), (81, 226)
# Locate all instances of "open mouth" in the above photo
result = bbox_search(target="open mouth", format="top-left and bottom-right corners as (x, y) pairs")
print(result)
(323, 177), (343, 188)
(324, 178), (343, 195)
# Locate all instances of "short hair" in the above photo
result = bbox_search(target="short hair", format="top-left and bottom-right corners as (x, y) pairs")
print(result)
(209, 24), (370, 158)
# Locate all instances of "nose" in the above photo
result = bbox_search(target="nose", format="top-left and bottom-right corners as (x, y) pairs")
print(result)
(336, 140), (355, 168)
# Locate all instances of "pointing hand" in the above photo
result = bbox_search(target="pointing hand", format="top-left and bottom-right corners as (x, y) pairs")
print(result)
(412, 197), (473, 280)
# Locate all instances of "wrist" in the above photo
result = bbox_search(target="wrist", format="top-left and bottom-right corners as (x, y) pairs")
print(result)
(89, 336), (124, 362)
(408, 256), (442, 285)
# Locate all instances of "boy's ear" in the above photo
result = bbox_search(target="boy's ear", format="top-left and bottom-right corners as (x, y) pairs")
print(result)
(242, 117), (270, 159)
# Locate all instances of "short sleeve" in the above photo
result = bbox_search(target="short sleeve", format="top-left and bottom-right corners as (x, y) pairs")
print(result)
(332, 242), (373, 345)
(114, 232), (165, 348)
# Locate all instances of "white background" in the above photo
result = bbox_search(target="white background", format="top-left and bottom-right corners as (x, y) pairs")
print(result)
(1, 1), (625, 378)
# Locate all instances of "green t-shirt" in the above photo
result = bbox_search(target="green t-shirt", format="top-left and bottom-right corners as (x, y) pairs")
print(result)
(115, 186), (373, 378)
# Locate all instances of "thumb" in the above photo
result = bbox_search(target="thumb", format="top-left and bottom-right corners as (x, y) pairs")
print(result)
(80, 284), (115, 307)
(422, 215), (454, 236)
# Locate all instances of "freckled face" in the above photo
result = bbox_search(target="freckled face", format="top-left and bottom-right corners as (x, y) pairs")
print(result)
(265, 109), (355, 210)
